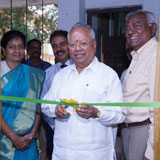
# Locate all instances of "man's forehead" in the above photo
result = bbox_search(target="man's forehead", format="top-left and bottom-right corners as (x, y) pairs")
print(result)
(127, 13), (147, 23)
(71, 27), (89, 33)
(52, 36), (67, 43)
(69, 28), (91, 40)
(29, 41), (41, 46)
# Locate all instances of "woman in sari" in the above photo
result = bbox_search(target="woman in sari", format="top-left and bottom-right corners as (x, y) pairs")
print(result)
(0, 30), (45, 160)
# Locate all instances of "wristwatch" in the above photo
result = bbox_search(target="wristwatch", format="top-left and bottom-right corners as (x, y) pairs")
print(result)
(96, 110), (101, 118)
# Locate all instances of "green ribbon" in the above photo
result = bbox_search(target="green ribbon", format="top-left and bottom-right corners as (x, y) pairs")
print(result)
(0, 95), (160, 107)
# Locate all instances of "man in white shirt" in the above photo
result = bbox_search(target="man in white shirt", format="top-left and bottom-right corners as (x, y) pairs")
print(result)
(42, 23), (126, 160)
(41, 30), (72, 98)
(41, 30), (72, 159)
(121, 11), (157, 160)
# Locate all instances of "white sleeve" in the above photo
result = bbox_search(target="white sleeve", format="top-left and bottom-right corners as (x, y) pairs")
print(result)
(40, 65), (57, 99)
(41, 73), (59, 119)
(145, 57), (155, 160)
(96, 73), (127, 126)
(40, 74), (49, 99)
(42, 114), (55, 129)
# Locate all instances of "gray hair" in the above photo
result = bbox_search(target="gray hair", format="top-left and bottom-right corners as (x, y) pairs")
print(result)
(125, 10), (156, 24)
(68, 22), (96, 40)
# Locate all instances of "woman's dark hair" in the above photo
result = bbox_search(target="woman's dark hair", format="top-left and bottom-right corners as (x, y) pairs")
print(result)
(1, 30), (26, 49)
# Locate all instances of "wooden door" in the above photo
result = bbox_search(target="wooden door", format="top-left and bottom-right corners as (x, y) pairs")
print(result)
(87, 6), (142, 77)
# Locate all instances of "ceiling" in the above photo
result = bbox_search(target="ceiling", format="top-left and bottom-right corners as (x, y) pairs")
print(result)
(0, 0), (58, 9)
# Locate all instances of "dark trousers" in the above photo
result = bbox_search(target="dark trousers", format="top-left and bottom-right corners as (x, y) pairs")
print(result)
(45, 123), (54, 160)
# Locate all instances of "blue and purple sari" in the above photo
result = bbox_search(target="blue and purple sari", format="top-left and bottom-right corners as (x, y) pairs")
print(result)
(0, 64), (45, 160)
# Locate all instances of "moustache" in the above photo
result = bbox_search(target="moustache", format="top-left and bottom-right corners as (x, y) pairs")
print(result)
(33, 51), (40, 55)
(56, 50), (65, 56)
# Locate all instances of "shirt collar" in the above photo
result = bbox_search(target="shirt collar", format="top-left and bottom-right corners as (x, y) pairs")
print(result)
(57, 59), (73, 68)
(71, 57), (98, 73)
(131, 37), (157, 59)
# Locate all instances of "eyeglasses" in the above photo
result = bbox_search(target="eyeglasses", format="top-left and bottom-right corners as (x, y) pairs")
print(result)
(68, 40), (94, 49)
(124, 23), (153, 33)
(52, 42), (67, 50)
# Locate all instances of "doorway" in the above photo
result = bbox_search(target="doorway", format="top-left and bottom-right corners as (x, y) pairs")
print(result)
(87, 6), (142, 77)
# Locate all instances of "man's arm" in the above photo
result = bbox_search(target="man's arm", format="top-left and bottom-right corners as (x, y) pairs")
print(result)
(144, 55), (156, 160)
(96, 74), (126, 125)
(40, 74), (49, 99)
(76, 105), (99, 119)
(41, 77), (58, 119)
(144, 108), (154, 160)
(40, 65), (56, 99)
(76, 73), (126, 124)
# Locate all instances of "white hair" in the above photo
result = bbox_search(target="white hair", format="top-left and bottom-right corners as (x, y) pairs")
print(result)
(125, 10), (156, 24)
(68, 22), (96, 40)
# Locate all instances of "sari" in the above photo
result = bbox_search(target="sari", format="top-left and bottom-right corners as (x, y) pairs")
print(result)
(0, 64), (45, 160)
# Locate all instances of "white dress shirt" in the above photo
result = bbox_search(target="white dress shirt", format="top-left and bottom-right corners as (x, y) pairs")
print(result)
(41, 59), (73, 98)
(41, 59), (73, 129)
(42, 57), (126, 160)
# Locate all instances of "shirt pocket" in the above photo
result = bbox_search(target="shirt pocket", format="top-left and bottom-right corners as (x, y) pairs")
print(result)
(83, 85), (105, 103)
(124, 72), (147, 94)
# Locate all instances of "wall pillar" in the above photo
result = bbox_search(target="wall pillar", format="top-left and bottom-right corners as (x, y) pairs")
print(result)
(58, 0), (85, 31)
